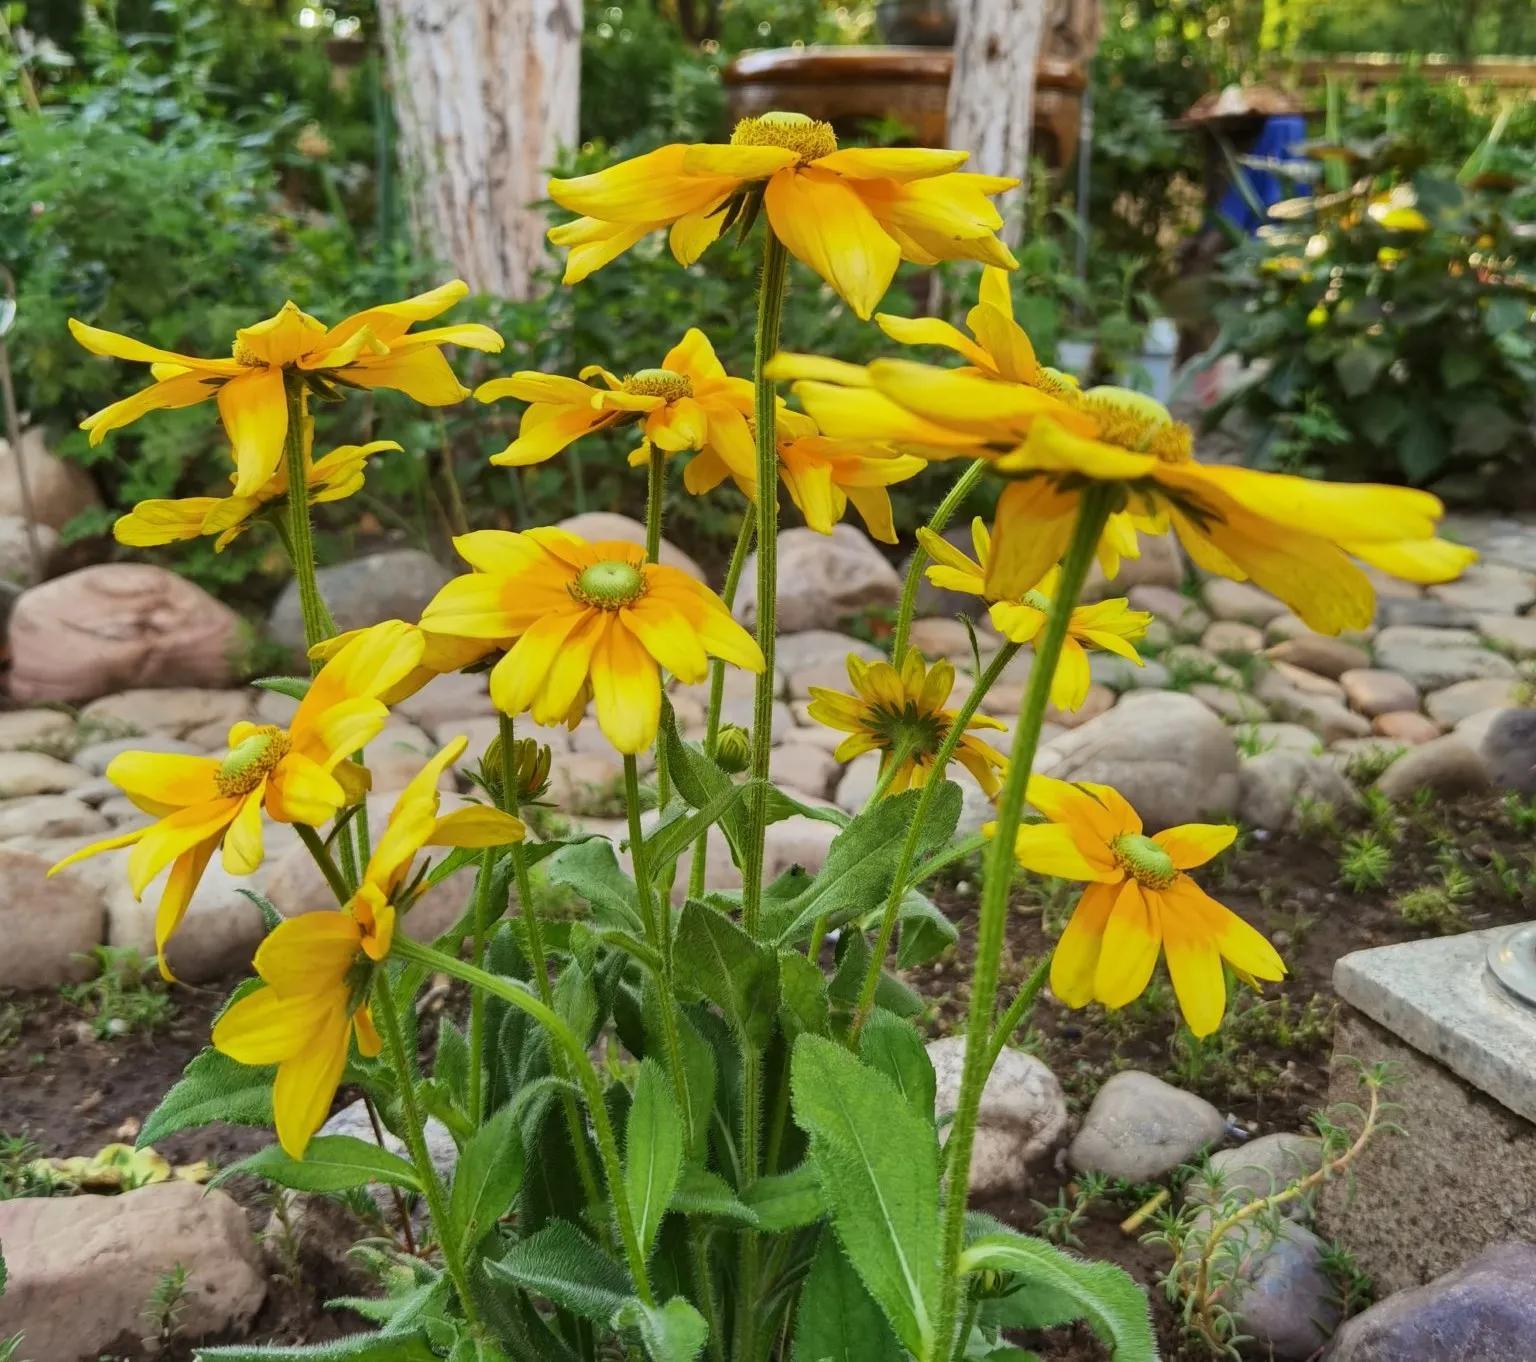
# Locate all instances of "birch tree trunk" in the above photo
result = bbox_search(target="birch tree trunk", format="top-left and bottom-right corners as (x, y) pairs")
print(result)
(378, 0), (581, 300)
(946, 0), (1047, 248)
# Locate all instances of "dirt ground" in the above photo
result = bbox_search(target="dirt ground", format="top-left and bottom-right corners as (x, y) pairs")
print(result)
(3, 793), (1532, 1360)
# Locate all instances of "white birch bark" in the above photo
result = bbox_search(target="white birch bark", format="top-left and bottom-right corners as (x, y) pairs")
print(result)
(378, 0), (581, 300)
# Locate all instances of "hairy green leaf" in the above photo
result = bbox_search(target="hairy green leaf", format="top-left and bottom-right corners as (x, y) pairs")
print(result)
(139, 1047), (274, 1148)
(199, 1332), (438, 1359)
(793, 1231), (904, 1362)
(220, 1135), (420, 1194)
(742, 1162), (826, 1231)
(488, 1220), (632, 1323)
(448, 1102), (525, 1259)
(674, 899), (780, 1048)
(670, 1165), (757, 1225)
(544, 837), (643, 932)
(612, 1296), (709, 1362)
(858, 1009), (936, 1123)
(625, 1059), (685, 1258)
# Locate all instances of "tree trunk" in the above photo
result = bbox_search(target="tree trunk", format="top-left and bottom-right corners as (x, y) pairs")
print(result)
(378, 0), (582, 300)
(946, 0), (1047, 248)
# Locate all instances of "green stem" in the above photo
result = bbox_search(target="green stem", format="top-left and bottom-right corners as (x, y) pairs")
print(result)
(848, 643), (1020, 1041)
(933, 486), (1114, 1356)
(644, 446), (666, 562)
(391, 934), (655, 1305)
(279, 372), (336, 666)
(296, 824), (351, 904)
(983, 956), (1052, 1084)
(466, 845), (494, 1127)
(501, 714), (606, 1224)
(889, 459), (988, 667)
(736, 226), (790, 1362)
(624, 755), (697, 1153)
(372, 978), (482, 1327)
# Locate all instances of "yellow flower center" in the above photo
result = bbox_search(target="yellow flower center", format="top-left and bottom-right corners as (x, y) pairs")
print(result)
(216, 725), (291, 797)
(231, 338), (269, 367)
(730, 111), (837, 163)
(571, 560), (648, 610)
(1112, 833), (1177, 889)
(622, 368), (693, 402)
(1076, 392), (1194, 464)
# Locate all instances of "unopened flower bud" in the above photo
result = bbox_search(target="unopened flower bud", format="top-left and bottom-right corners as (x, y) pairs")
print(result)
(714, 724), (750, 774)
(481, 735), (552, 804)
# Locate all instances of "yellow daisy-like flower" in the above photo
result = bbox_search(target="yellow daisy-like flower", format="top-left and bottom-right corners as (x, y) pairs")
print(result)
(807, 651), (1007, 797)
(70, 281), (502, 497)
(477, 328), (756, 491)
(767, 351), (1474, 634)
(114, 418), (400, 551)
(547, 111), (1018, 319)
(917, 518), (1150, 709)
(419, 529), (764, 754)
(49, 620), (427, 975)
(213, 737), (524, 1156)
(310, 621), (499, 706)
(996, 775), (1285, 1037)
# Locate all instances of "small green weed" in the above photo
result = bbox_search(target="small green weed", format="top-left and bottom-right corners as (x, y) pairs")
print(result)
(1338, 833), (1392, 893)
(60, 947), (175, 1039)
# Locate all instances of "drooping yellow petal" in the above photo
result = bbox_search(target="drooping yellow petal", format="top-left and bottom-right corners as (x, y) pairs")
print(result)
(126, 799), (240, 898)
(1049, 880), (1118, 1007)
(430, 806), (527, 847)
(592, 619), (662, 754)
(1093, 880), (1163, 1009)
(154, 840), (217, 979)
(114, 498), (223, 547)
(763, 167), (901, 322)
(550, 144), (737, 224)
(213, 983), (340, 1066)
(273, 1004), (352, 1157)
(340, 346), (469, 405)
(221, 785), (267, 877)
(253, 912), (364, 997)
(68, 318), (241, 374)
(1000, 821), (1106, 881)
(1158, 894), (1228, 1037)
(80, 371), (220, 445)
(106, 751), (222, 814)
(875, 314), (992, 370)
(219, 368), (290, 498)
(1344, 536), (1478, 585)
(811, 146), (969, 181)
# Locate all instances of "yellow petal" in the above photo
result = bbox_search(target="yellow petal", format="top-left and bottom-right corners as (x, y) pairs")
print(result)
(154, 841), (217, 979)
(68, 318), (241, 374)
(1003, 822), (1105, 881)
(876, 314), (992, 369)
(811, 146), (969, 181)
(265, 752), (347, 828)
(683, 143), (798, 178)
(430, 806), (526, 847)
(550, 144), (735, 223)
(1159, 894), (1228, 1037)
(127, 800), (240, 898)
(80, 370), (219, 445)
(986, 479), (1080, 600)
(221, 785), (267, 877)
(233, 301), (326, 367)
(106, 751), (222, 813)
(1093, 880), (1163, 1009)
(1047, 638), (1092, 711)
(669, 205), (729, 267)
(1152, 823), (1237, 870)
(1171, 877), (1286, 984)
(1049, 880), (1118, 1007)
(273, 1004), (352, 1158)
(489, 609), (592, 717)
(213, 983), (338, 1066)
(254, 912), (363, 996)
(340, 346), (469, 405)
(114, 497), (224, 547)
(867, 359), (1071, 439)
(763, 167), (901, 322)
(1344, 536), (1478, 585)
(592, 619), (662, 754)
(491, 403), (614, 467)
(49, 826), (146, 878)
(219, 368), (290, 498)
(550, 216), (656, 283)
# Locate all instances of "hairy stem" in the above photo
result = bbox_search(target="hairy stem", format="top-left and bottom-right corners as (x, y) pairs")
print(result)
(280, 373), (336, 663)
(889, 458), (987, 666)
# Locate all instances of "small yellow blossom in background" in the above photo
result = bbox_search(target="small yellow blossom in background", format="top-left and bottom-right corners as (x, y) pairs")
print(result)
(419, 529), (763, 754)
(992, 775), (1285, 1037)
(49, 620), (427, 975)
(213, 737), (522, 1157)
(477, 328), (755, 489)
(807, 651), (1006, 797)
(547, 111), (1018, 319)
(917, 518), (1150, 709)
(1366, 185), (1429, 233)
(70, 280), (502, 497)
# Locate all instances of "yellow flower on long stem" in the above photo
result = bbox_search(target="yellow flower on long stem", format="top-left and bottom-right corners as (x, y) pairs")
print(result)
(807, 651), (1006, 796)
(212, 737), (524, 1156)
(70, 281), (502, 497)
(310, 621), (500, 706)
(918, 518), (1150, 709)
(49, 621), (427, 975)
(419, 529), (764, 754)
(547, 112), (1018, 318)
(477, 328), (755, 487)
(996, 775), (1285, 1036)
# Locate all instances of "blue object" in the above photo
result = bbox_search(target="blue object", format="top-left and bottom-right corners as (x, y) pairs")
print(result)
(1217, 114), (1307, 235)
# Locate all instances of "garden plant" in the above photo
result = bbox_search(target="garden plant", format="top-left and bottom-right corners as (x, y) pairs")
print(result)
(35, 109), (1474, 1362)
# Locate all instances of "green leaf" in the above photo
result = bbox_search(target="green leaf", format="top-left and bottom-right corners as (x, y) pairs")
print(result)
(488, 1220), (632, 1324)
(674, 900), (780, 1048)
(544, 837), (643, 933)
(741, 1162), (826, 1231)
(778, 950), (831, 1041)
(448, 1102), (525, 1259)
(139, 1046), (274, 1148)
(829, 932), (924, 1018)
(858, 1009), (936, 1122)
(1484, 294), (1529, 338)
(625, 1059), (685, 1258)
(793, 1230), (904, 1362)
(645, 780), (746, 871)
(199, 1333), (439, 1360)
(769, 783), (962, 946)
(764, 785), (849, 829)
(1397, 417), (1450, 483)
(1451, 402), (1523, 457)
(612, 1296), (709, 1362)
(894, 888), (958, 969)
(220, 1135), (421, 1194)
(661, 711), (745, 859)
(435, 1016), (471, 1109)
(1333, 341), (1391, 398)
(790, 1036), (941, 1358)
(252, 675), (310, 701)
(670, 1165), (757, 1225)
(958, 1232), (1156, 1362)
(1440, 348), (1483, 390)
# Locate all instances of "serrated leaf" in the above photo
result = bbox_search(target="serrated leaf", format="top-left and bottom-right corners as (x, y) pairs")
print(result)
(138, 1046), (274, 1148)
(793, 1230), (904, 1362)
(858, 1009), (936, 1122)
(447, 1102), (524, 1260)
(625, 1059), (685, 1258)
(488, 1220), (632, 1323)
(674, 900), (780, 1048)
(791, 1035), (941, 1358)
(958, 1232), (1156, 1361)
(221, 1135), (421, 1194)
(612, 1296), (709, 1362)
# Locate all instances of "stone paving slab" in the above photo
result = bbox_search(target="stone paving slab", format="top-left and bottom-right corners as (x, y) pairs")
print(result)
(1333, 924), (1536, 1123)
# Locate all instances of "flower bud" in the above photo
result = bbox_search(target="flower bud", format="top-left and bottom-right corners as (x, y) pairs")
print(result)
(714, 724), (750, 774)
(480, 734), (552, 804)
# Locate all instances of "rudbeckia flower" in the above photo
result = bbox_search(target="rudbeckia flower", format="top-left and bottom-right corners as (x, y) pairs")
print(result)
(309, 621), (499, 706)
(917, 518), (1151, 709)
(419, 528), (764, 754)
(547, 111), (1019, 319)
(70, 281), (502, 497)
(114, 426), (400, 551)
(477, 328), (755, 488)
(49, 621), (427, 975)
(807, 651), (1006, 797)
(213, 737), (524, 1156)
(995, 775), (1285, 1036)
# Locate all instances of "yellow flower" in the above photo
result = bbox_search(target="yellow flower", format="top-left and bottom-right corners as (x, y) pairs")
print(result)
(477, 328), (755, 489)
(70, 281), (502, 497)
(310, 621), (499, 706)
(807, 651), (1006, 797)
(996, 775), (1285, 1036)
(547, 112), (1018, 319)
(769, 352), (1473, 634)
(49, 621), (427, 975)
(419, 529), (764, 754)
(213, 737), (524, 1156)
(114, 414), (399, 550)
(917, 519), (1150, 709)
(1367, 186), (1429, 233)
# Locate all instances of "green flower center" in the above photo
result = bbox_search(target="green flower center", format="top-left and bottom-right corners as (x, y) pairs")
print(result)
(730, 111), (837, 163)
(622, 367), (693, 402)
(1020, 588), (1052, 612)
(216, 725), (291, 797)
(1112, 833), (1177, 889)
(868, 704), (947, 761)
(571, 560), (648, 610)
